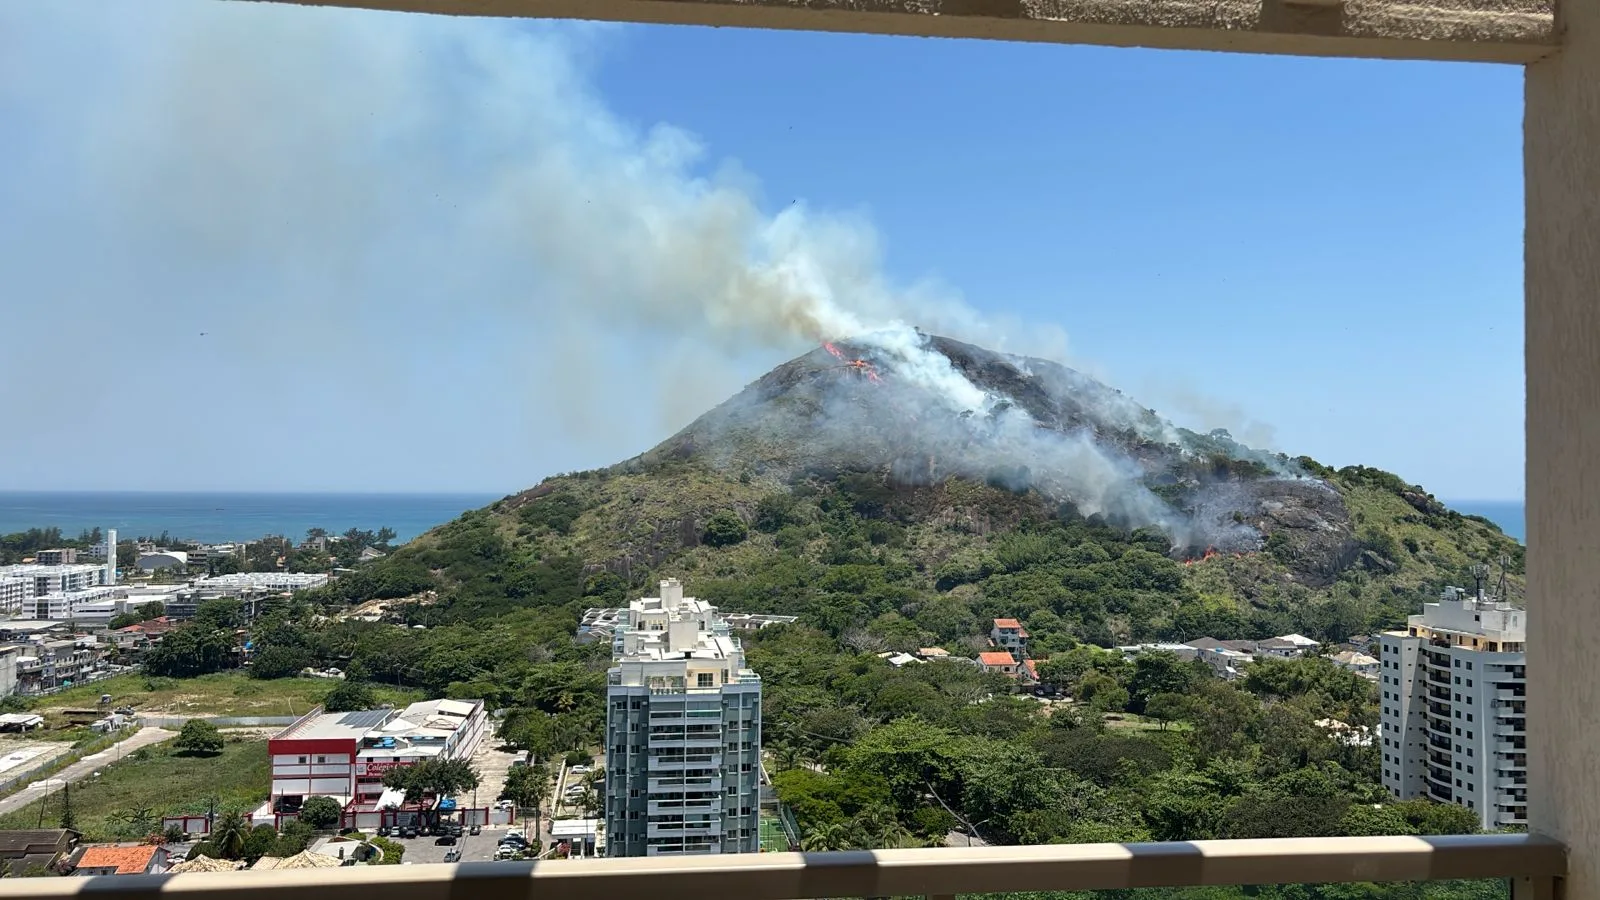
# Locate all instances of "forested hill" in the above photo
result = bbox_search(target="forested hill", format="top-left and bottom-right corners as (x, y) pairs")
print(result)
(321, 335), (1522, 648)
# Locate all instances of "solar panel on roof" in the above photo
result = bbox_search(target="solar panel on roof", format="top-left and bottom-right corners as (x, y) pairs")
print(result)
(336, 709), (392, 728)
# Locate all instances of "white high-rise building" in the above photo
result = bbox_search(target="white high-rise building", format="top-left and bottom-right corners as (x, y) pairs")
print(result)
(1379, 586), (1528, 829)
(105, 529), (117, 586)
(604, 579), (762, 858)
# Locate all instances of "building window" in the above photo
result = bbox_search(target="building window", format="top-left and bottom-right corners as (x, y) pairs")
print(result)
(298, 756), (307, 764)
(697, 673), (715, 688)
(1467, 713), (1474, 722)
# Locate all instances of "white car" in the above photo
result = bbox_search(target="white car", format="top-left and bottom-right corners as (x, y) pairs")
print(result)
(568, 765), (590, 775)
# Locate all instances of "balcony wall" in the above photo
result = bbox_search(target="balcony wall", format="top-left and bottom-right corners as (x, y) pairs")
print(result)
(0, 834), (1562, 900)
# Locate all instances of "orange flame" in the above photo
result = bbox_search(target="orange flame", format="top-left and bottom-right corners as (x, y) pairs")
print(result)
(1182, 546), (1221, 566)
(822, 342), (846, 360)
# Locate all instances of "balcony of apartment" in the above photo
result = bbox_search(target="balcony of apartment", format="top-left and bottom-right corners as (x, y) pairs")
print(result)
(647, 755), (722, 772)
(647, 821), (722, 839)
(1497, 687), (1528, 701)
(648, 798), (720, 817)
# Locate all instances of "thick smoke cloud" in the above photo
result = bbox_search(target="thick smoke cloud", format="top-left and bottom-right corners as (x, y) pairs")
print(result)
(0, 0), (1281, 537)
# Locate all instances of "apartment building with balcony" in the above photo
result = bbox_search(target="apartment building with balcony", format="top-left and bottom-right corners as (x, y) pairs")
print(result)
(1379, 586), (1527, 830)
(0, 564), (106, 599)
(604, 579), (761, 858)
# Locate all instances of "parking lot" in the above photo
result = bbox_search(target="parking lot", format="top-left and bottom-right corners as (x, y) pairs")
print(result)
(391, 826), (536, 864)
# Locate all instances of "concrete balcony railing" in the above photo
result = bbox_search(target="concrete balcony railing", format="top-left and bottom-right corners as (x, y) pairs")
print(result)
(0, 834), (1563, 900)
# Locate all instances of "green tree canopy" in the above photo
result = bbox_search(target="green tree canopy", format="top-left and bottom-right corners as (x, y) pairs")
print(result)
(174, 720), (224, 756)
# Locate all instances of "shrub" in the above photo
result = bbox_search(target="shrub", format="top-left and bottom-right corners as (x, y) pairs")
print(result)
(324, 680), (378, 713)
(299, 796), (343, 829)
(174, 720), (224, 756)
(702, 512), (748, 548)
(369, 835), (404, 865)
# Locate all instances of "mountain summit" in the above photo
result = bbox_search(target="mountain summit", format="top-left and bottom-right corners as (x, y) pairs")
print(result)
(626, 333), (1346, 569)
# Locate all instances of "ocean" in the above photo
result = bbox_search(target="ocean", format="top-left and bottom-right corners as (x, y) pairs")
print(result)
(0, 491), (1527, 547)
(1447, 500), (1525, 543)
(0, 492), (501, 545)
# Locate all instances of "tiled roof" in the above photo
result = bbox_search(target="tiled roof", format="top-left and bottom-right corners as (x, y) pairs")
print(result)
(0, 829), (75, 856)
(251, 850), (342, 870)
(993, 618), (1022, 629)
(76, 845), (160, 874)
(167, 856), (243, 873)
(978, 651), (1016, 666)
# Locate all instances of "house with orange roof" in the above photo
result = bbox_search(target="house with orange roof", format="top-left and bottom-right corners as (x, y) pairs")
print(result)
(72, 844), (168, 876)
(978, 651), (1019, 676)
(990, 618), (1029, 655)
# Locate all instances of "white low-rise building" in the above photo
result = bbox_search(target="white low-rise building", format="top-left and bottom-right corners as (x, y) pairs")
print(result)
(21, 587), (126, 621)
(0, 564), (107, 596)
(193, 573), (329, 594)
(267, 699), (488, 820)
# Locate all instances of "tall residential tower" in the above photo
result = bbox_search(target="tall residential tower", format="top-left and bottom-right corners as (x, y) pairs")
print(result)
(1379, 586), (1528, 829)
(604, 579), (761, 857)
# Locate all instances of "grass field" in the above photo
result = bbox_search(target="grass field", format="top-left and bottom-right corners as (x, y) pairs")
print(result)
(0, 738), (270, 841)
(37, 672), (421, 718)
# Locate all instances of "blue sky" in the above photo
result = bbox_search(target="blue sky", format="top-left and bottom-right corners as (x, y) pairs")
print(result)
(0, 2), (1524, 499)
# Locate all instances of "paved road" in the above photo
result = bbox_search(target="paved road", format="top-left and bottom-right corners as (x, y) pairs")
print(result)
(0, 727), (175, 818)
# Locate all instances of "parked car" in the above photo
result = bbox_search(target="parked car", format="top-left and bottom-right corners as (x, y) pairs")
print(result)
(449, 824), (463, 837)
(377, 825), (392, 837)
(435, 835), (457, 846)
(568, 765), (590, 775)
(443, 850), (461, 863)
(400, 826), (418, 839)
(469, 824), (482, 836)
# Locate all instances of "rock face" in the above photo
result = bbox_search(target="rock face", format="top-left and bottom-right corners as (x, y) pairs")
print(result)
(621, 334), (1356, 570)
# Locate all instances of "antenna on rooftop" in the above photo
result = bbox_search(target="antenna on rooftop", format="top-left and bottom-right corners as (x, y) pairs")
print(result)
(1471, 563), (1491, 599)
(1497, 554), (1512, 602)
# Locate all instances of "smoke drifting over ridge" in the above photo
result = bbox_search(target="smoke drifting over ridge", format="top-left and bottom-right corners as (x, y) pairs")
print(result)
(0, 0), (1288, 537)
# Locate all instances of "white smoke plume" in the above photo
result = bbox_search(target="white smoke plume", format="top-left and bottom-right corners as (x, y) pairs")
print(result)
(0, 0), (1279, 539)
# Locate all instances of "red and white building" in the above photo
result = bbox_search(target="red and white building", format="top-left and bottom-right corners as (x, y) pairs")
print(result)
(264, 699), (488, 827)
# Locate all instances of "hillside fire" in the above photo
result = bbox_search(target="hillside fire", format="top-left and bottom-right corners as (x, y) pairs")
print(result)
(821, 342), (883, 383)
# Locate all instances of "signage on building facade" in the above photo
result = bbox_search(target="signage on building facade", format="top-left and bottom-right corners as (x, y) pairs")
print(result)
(355, 760), (412, 777)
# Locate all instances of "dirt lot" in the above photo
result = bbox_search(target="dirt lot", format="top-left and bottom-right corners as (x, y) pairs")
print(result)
(0, 738), (70, 781)
(469, 723), (522, 810)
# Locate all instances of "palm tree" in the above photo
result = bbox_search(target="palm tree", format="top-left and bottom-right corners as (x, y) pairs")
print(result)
(115, 805), (156, 839)
(772, 745), (806, 772)
(210, 811), (249, 860)
(800, 821), (862, 852)
(852, 805), (921, 850)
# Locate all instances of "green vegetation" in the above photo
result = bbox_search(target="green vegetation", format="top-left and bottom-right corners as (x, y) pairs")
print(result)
(756, 628), (1471, 850)
(298, 795), (342, 829)
(36, 672), (419, 717)
(0, 739), (269, 841)
(33, 434), (1515, 864)
(174, 720), (224, 755)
